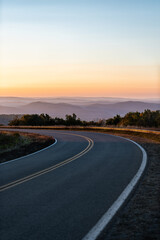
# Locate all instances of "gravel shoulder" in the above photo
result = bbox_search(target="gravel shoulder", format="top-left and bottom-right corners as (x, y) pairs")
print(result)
(0, 130), (55, 163)
(98, 132), (160, 240)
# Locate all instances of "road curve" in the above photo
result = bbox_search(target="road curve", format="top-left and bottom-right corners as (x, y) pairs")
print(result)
(0, 130), (145, 240)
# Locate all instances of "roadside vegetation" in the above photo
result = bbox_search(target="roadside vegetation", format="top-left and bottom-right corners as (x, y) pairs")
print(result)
(0, 131), (54, 163)
(8, 109), (160, 128)
(8, 113), (96, 126)
(0, 131), (30, 153)
(106, 109), (160, 127)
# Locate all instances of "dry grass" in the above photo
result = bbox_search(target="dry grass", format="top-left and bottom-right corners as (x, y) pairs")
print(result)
(1, 125), (160, 141)
(0, 131), (30, 153)
(0, 130), (55, 163)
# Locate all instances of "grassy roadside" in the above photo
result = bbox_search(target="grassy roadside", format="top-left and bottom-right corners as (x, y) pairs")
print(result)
(0, 124), (159, 132)
(0, 131), (31, 153)
(0, 130), (55, 163)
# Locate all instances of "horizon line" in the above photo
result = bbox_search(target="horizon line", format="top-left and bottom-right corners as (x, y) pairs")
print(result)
(0, 96), (159, 100)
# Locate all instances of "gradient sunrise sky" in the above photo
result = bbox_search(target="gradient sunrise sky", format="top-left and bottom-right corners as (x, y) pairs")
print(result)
(0, 0), (160, 98)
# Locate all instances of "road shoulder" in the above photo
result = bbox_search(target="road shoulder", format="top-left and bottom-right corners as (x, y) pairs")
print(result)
(98, 133), (160, 240)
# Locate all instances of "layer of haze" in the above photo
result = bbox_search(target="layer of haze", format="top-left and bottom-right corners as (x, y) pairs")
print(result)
(0, 0), (160, 98)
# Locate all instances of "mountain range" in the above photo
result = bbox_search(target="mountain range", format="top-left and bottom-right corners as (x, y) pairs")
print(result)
(0, 100), (159, 124)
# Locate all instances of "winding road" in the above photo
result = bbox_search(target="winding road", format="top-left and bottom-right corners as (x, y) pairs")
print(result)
(0, 130), (146, 240)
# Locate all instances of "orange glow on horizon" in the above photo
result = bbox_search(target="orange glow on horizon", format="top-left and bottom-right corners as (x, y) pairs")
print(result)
(0, 65), (159, 98)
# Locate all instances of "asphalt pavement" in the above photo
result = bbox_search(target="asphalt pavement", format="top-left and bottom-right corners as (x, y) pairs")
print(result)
(0, 130), (143, 240)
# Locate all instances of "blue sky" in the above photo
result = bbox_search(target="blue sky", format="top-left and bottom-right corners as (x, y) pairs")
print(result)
(1, 0), (160, 66)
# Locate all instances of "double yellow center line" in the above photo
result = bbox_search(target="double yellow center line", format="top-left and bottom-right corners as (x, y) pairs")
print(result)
(0, 133), (94, 192)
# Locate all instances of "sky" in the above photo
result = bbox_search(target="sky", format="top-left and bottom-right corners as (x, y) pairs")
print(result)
(0, 0), (160, 98)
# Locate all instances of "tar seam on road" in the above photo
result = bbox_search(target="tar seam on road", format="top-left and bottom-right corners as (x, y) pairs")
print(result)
(0, 133), (94, 192)
(82, 136), (147, 240)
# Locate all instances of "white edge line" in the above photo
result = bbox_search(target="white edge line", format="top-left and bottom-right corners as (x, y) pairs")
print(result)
(82, 136), (147, 240)
(0, 139), (58, 166)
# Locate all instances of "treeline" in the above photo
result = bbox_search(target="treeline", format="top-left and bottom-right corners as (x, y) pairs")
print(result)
(9, 113), (98, 126)
(106, 110), (160, 127)
(9, 110), (160, 128)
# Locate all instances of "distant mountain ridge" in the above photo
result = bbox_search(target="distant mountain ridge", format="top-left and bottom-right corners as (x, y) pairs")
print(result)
(0, 96), (159, 107)
(0, 101), (159, 124)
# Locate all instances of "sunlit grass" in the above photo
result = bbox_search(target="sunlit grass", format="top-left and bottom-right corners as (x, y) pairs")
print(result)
(0, 131), (31, 153)
(1, 126), (160, 142)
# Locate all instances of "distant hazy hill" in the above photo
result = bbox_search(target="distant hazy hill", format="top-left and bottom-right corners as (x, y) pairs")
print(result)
(0, 106), (20, 114)
(0, 96), (159, 107)
(0, 101), (159, 123)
